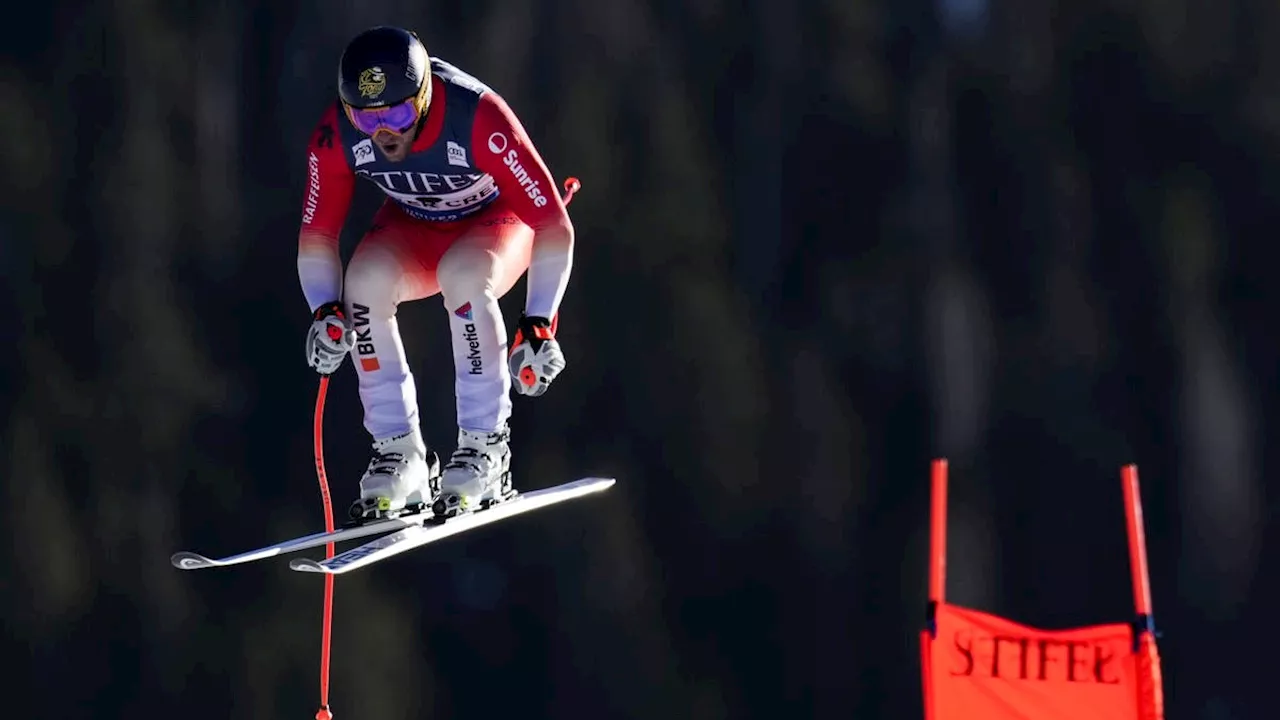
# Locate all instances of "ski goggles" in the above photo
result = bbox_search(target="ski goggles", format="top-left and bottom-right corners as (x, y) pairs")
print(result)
(344, 96), (421, 136)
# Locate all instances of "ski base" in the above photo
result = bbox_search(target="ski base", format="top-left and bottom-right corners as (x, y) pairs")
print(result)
(289, 476), (615, 575)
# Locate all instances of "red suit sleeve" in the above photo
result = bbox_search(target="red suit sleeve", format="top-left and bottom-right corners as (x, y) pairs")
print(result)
(472, 92), (575, 321)
(297, 104), (356, 312)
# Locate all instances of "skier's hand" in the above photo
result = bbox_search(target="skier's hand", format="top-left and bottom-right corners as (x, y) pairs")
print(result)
(306, 300), (355, 375)
(508, 314), (565, 397)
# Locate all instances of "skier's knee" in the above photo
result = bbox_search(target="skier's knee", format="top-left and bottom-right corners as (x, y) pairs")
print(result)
(344, 246), (400, 311)
(437, 245), (498, 305)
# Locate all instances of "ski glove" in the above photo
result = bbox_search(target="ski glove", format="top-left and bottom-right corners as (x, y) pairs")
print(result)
(306, 300), (355, 375)
(508, 314), (565, 397)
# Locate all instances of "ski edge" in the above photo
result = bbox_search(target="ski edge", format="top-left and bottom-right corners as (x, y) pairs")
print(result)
(288, 476), (617, 575)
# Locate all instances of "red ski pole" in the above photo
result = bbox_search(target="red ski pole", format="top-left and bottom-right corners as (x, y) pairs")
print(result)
(313, 375), (336, 720)
(308, 175), (580, 720)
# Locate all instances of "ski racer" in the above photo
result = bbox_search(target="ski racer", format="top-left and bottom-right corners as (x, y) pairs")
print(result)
(296, 26), (575, 521)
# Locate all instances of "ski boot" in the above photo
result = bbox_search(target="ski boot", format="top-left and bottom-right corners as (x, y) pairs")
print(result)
(432, 424), (516, 519)
(348, 427), (441, 523)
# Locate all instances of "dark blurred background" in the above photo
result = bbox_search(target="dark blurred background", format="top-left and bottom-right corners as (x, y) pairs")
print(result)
(3, 0), (1276, 718)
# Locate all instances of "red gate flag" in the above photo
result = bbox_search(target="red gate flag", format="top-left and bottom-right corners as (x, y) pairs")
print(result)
(920, 460), (1164, 720)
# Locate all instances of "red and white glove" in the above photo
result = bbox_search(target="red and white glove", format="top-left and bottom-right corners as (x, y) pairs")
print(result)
(306, 301), (355, 375)
(508, 315), (565, 397)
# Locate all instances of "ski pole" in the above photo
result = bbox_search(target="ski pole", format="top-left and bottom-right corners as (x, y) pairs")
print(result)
(309, 174), (580, 720)
(313, 375), (336, 720)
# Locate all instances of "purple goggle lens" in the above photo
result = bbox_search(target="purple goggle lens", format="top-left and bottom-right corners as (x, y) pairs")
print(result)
(347, 98), (419, 135)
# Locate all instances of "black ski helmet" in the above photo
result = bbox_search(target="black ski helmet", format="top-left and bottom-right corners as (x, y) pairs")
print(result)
(338, 26), (431, 109)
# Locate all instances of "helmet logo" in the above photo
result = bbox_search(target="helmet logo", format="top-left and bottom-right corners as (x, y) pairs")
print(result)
(357, 67), (386, 99)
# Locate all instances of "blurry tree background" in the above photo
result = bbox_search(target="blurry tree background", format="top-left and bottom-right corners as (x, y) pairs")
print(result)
(2, 0), (1277, 718)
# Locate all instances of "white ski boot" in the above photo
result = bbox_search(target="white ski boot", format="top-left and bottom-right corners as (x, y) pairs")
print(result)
(348, 426), (441, 522)
(432, 424), (515, 518)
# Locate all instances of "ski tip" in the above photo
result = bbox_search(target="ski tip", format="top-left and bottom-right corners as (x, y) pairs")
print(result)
(171, 551), (216, 570)
(289, 558), (329, 574)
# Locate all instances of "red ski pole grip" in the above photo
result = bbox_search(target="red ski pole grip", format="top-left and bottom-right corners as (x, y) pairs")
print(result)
(561, 177), (581, 206)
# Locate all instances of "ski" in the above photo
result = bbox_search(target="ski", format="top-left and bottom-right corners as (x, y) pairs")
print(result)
(170, 511), (437, 571)
(289, 476), (616, 575)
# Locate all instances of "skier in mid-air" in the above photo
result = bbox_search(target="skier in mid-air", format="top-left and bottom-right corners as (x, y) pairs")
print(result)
(296, 26), (575, 521)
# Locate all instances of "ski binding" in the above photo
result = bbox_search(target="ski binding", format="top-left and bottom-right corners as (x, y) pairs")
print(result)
(289, 476), (615, 575)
